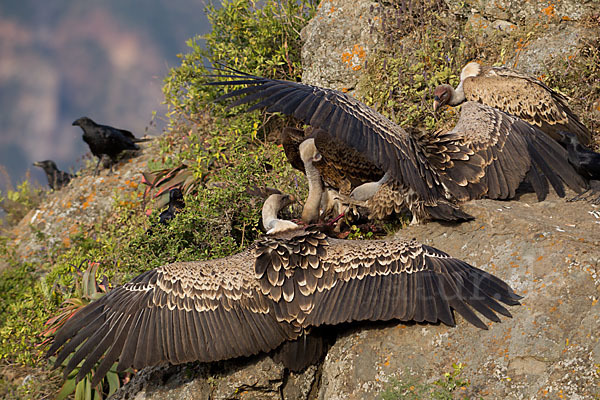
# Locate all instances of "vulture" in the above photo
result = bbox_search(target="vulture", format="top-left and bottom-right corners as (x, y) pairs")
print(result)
(206, 70), (587, 224)
(433, 61), (592, 146)
(33, 160), (73, 190)
(72, 117), (150, 175)
(47, 193), (521, 386)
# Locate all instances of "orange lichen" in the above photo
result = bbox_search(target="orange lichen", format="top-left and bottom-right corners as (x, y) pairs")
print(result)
(341, 44), (367, 71)
(542, 4), (556, 18)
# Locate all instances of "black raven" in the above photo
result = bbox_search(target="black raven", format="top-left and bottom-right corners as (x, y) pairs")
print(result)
(158, 188), (185, 225)
(557, 131), (600, 204)
(72, 117), (149, 175)
(33, 160), (73, 190)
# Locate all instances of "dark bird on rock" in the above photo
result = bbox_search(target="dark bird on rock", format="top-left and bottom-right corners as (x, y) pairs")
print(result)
(158, 188), (186, 225)
(47, 193), (521, 386)
(556, 131), (600, 204)
(206, 70), (586, 224)
(433, 61), (592, 146)
(33, 160), (73, 190)
(72, 117), (150, 175)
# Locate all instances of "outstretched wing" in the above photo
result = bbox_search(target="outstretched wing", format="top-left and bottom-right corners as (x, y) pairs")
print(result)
(206, 72), (445, 203)
(253, 229), (521, 330)
(47, 251), (298, 386)
(431, 102), (586, 201)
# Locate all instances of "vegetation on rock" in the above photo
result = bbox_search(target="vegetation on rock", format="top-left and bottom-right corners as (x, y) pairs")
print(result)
(0, 0), (598, 398)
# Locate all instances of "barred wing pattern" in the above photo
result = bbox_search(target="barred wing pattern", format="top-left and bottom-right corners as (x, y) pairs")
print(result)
(48, 229), (520, 385)
(463, 64), (592, 146)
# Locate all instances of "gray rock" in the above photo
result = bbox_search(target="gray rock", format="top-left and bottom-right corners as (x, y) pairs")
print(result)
(301, 0), (385, 92)
(444, 0), (599, 23)
(510, 23), (598, 76)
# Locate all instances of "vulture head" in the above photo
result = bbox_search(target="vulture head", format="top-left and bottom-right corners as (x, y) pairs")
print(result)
(433, 84), (454, 112)
(262, 193), (299, 234)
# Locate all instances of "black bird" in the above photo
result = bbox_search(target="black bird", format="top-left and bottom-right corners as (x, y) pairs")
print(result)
(33, 160), (73, 190)
(47, 193), (520, 386)
(158, 188), (185, 225)
(72, 117), (149, 175)
(556, 131), (600, 203)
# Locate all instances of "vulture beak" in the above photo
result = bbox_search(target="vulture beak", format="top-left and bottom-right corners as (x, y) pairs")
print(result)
(433, 98), (441, 113)
(33, 161), (43, 167)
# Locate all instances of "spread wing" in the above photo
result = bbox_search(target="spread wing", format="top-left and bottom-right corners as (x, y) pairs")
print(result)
(207, 72), (585, 210)
(48, 229), (522, 385)
(431, 102), (587, 201)
(47, 251), (298, 386)
(207, 72), (446, 203)
(466, 67), (591, 146)
(254, 229), (521, 331)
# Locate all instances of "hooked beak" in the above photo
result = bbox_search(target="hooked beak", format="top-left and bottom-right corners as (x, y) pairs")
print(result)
(433, 99), (441, 113)
(33, 161), (43, 167)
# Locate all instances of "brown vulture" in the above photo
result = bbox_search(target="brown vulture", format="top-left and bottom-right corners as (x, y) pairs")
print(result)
(207, 70), (587, 224)
(433, 61), (593, 146)
(47, 193), (521, 386)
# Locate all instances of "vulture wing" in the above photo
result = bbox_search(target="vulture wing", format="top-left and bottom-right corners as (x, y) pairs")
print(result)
(48, 228), (521, 385)
(47, 250), (298, 387)
(465, 66), (592, 146)
(254, 228), (521, 331)
(433, 102), (587, 201)
(207, 73), (446, 204)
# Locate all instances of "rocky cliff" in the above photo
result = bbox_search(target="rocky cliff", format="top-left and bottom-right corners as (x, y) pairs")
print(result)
(5, 0), (599, 398)
(108, 1), (600, 398)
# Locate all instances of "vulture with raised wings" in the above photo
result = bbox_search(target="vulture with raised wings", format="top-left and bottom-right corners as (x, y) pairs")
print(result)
(207, 70), (586, 223)
(433, 61), (592, 146)
(47, 193), (521, 386)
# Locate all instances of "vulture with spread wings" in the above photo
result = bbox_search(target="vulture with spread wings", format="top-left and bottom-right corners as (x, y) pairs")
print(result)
(47, 194), (521, 386)
(207, 70), (587, 223)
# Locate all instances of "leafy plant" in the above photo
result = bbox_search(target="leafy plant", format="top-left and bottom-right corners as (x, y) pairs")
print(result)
(41, 261), (119, 400)
(380, 363), (471, 400)
(0, 168), (45, 228)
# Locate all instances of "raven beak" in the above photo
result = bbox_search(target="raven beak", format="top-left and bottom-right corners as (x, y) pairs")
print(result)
(72, 119), (80, 126)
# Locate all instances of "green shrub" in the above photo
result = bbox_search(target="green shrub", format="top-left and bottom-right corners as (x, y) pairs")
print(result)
(0, 171), (45, 228)
(380, 363), (472, 400)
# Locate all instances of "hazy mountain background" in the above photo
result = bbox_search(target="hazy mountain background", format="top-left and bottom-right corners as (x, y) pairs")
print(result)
(0, 0), (211, 191)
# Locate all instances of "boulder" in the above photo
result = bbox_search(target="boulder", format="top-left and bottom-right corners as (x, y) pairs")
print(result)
(301, 0), (384, 92)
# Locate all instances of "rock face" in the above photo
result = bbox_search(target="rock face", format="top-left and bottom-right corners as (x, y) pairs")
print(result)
(318, 193), (600, 399)
(113, 193), (600, 399)
(8, 150), (150, 264)
(301, 0), (383, 92)
(443, 0), (599, 23)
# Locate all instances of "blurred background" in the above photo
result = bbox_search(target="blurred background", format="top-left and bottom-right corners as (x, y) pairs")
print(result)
(0, 0), (210, 191)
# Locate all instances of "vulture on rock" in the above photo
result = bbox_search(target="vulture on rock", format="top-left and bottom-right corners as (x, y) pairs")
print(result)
(433, 61), (592, 146)
(47, 193), (521, 386)
(206, 70), (587, 224)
